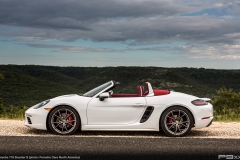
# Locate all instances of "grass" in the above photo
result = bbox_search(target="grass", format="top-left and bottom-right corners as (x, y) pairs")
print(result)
(213, 115), (240, 122)
(0, 104), (27, 120)
(0, 117), (25, 120)
(0, 112), (25, 120)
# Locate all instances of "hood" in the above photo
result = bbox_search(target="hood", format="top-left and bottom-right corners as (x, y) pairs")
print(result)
(55, 94), (80, 99)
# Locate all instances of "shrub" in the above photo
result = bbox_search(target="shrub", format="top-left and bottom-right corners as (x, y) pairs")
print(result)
(2, 105), (28, 119)
(211, 87), (240, 121)
(0, 98), (28, 119)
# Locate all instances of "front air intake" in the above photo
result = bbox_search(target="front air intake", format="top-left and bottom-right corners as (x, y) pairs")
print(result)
(27, 117), (32, 124)
(140, 106), (154, 123)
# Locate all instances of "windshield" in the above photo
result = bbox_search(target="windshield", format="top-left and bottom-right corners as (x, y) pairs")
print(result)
(83, 81), (112, 97)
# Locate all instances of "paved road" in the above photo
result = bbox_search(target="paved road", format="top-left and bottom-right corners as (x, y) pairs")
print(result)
(0, 136), (240, 160)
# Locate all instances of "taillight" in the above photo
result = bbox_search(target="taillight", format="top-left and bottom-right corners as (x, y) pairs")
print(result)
(191, 99), (208, 106)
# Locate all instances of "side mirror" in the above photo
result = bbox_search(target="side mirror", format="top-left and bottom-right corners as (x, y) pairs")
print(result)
(99, 92), (109, 101)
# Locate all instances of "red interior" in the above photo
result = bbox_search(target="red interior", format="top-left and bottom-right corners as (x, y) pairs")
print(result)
(111, 90), (170, 97)
(153, 90), (170, 96)
(110, 83), (170, 97)
(137, 85), (143, 97)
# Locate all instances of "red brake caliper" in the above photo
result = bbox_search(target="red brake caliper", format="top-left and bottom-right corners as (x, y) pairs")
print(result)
(169, 116), (173, 123)
(67, 113), (73, 127)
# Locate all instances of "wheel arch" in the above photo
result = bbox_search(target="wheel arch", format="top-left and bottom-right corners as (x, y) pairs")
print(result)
(46, 104), (82, 131)
(159, 105), (195, 128)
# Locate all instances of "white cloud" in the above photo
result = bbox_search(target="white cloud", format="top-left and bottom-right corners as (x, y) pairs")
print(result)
(55, 47), (123, 53)
(25, 43), (123, 53)
(1, 0), (240, 62)
(185, 44), (240, 60)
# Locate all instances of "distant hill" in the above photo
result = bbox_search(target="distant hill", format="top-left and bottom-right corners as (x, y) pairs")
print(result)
(0, 65), (240, 107)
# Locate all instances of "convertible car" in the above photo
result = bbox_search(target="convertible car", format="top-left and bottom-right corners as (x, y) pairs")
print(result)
(25, 80), (213, 137)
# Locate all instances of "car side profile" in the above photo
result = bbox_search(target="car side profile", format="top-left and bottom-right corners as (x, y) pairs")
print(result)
(25, 80), (213, 137)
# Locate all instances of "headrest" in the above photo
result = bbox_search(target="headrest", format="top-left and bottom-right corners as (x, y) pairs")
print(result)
(137, 85), (143, 97)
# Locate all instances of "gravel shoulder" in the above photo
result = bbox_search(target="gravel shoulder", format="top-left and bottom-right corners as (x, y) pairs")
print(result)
(0, 120), (239, 138)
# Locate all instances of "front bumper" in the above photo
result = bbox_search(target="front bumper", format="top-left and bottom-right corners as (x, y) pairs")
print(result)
(25, 106), (49, 130)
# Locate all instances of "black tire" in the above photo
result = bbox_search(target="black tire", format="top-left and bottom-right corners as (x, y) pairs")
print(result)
(160, 106), (193, 137)
(48, 106), (80, 135)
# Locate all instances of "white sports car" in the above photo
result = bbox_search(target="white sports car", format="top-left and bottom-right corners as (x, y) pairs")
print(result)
(25, 80), (213, 137)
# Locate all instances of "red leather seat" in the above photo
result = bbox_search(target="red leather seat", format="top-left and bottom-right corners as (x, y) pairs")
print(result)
(137, 85), (143, 97)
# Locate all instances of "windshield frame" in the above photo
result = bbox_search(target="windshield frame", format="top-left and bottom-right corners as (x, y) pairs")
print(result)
(83, 81), (114, 97)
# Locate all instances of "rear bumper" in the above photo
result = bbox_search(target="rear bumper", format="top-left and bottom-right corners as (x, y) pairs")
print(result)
(192, 103), (214, 129)
(206, 119), (213, 127)
(195, 116), (213, 128)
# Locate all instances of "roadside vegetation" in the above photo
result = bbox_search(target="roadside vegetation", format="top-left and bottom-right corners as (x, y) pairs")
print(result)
(211, 87), (240, 121)
(0, 73), (26, 119)
(0, 101), (27, 120)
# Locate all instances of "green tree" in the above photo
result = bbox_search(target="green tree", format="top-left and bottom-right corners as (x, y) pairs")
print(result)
(211, 87), (240, 121)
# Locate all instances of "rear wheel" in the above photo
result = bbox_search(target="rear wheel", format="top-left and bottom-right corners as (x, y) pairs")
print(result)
(160, 106), (193, 137)
(48, 106), (80, 135)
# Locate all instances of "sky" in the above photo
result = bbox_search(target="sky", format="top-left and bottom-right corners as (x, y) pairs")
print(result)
(0, 0), (240, 69)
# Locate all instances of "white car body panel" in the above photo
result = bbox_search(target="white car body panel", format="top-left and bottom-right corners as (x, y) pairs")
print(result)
(82, 103), (165, 131)
(25, 80), (213, 133)
(87, 97), (146, 125)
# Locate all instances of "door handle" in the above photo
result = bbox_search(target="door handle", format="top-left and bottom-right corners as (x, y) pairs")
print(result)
(133, 103), (144, 107)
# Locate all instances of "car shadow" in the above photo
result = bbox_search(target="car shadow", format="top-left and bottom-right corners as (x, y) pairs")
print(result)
(24, 127), (212, 138)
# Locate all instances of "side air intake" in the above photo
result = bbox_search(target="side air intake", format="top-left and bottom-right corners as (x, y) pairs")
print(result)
(140, 106), (154, 123)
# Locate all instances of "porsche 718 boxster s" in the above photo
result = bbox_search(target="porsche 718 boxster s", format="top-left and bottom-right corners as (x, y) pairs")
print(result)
(25, 80), (213, 137)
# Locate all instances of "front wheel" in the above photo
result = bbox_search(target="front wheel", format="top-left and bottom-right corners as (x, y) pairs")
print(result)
(48, 106), (80, 135)
(160, 106), (193, 137)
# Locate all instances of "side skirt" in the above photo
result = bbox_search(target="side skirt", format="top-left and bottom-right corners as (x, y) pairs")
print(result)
(81, 124), (158, 131)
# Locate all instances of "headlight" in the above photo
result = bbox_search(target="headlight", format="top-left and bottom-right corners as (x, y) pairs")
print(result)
(191, 99), (208, 106)
(34, 100), (50, 109)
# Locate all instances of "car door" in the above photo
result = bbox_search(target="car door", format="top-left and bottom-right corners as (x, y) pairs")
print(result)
(87, 97), (147, 125)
